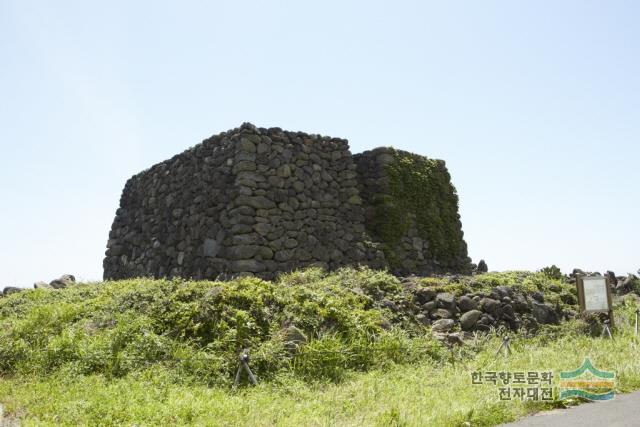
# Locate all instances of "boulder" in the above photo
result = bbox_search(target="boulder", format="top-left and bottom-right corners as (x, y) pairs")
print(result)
(617, 274), (637, 294)
(281, 325), (307, 352)
(493, 286), (513, 299)
(415, 287), (436, 304)
(457, 295), (478, 312)
(530, 291), (544, 303)
(381, 299), (399, 312)
(460, 310), (482, 331)
(512, 293), (529, 313)
(3, 286), (23, 296)
(436, 292), (456, 310)
(33, 281), (52, 289)
(501, 304), (516, 321)
(531, 302), (559, 324)
(479, 297), (500, 316)
(422, 301), (437, 312)
(49, 274), (75, 289)
(432, 319), (455, 333)
(415, 313), (431, 326)
(475, 314), (494, 331)
(431, 308), (455, 320)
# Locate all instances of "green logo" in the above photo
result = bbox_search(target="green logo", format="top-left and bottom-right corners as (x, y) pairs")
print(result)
(559, 358), (615, 401)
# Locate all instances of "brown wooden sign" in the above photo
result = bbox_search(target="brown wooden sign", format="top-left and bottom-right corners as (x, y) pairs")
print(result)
(576, 276), (614, 324)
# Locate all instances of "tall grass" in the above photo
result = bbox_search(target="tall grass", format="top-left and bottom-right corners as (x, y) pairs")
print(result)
(0, 268), (638, 425)
(0, 268), (454, 389)
(2, 322), (640, 426)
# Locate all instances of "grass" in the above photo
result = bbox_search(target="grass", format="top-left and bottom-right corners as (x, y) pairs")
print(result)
(0, 267), (446, 385)
(3, 326), (640, 426)
(0, 268), (638, 426)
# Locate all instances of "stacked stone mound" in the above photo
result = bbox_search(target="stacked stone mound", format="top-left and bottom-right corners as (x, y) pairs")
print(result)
(104, 123), (471, 280)
(402, 280), (562, 334)
(104, 123), (386, 280)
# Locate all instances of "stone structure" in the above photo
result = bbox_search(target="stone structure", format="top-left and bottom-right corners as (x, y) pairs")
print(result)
(104, 123), (471, 280)
(402, 278), (563, 334)
(354, 147), (471, 275)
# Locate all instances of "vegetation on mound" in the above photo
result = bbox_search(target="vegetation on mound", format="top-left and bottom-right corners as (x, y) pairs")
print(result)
(419, 270), (578, 308)
(1, 267), (639, 425)
(0, 268), (446, 385)
(3, 311), (640, 426)
(0, 268), (582, 389)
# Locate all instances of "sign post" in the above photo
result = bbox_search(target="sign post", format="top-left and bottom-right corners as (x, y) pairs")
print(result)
(576, 276), (614, 328)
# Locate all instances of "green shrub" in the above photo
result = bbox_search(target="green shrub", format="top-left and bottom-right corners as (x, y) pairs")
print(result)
(0, 267), (441, 385)
(0, 268), (583, 387)
(539, 265), (564, 281)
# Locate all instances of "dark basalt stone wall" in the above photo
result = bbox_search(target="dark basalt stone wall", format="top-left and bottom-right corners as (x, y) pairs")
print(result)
(354, 147), (472, 276)
(104, 123), (470, 280)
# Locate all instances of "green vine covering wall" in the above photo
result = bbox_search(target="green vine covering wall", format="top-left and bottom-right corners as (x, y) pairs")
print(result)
(368, 149), (467, 272)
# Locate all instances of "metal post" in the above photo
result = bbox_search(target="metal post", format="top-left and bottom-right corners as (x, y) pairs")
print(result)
(233, 364), (243, 387)
(635, 310), (639, 336)
(602, 319), (613, 339)
(495, 336), (511, 357)
(242, 360), (258, 385)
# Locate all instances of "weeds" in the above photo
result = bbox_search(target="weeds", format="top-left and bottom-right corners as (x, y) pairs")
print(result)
(1, 268), (638, 426)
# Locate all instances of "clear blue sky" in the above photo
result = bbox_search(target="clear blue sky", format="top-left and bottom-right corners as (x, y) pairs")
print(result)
(2, 1), (639, 286)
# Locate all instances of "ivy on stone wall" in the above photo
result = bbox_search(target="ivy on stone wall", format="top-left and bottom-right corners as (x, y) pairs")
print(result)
(370, 149), (465, 271)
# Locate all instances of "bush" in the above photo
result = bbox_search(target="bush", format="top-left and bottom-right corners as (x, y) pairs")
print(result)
(539, 265), (564, 281)
(0, 267), (442, 385)
(0, 267), (581, 387)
